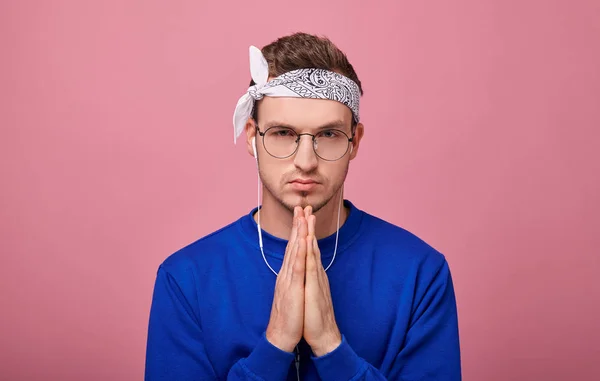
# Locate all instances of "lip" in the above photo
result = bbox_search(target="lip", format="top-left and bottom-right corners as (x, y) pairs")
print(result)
(290, 179), (318, 184)
(289, 179), (319, 191)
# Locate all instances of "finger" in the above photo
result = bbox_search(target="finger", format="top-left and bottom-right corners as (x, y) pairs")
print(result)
(288, 207), (303, 248)
(314, 236), (330, 287)
(307, 215), (316, 238)
(304, 205), (312, 221)
(286, 236), (300, 281)
(292, 230), (307, 285)
(289, 216), (306, 279)
(312, 235), (321, 263)
(312, 236), (326, 283)
(288, 207), (301, 248)
(297, 215), (308, 238)
(281, 209), (299, 275)
(305, 234), (317, 276)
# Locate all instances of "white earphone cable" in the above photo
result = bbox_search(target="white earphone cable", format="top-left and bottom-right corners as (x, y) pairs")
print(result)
(252, 137), (344, 381)
(253, 138), (342, 276)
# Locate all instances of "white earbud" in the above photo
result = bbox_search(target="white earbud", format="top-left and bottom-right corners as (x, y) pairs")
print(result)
(252, 137), (257, 159)
(350, 144), (353, 153)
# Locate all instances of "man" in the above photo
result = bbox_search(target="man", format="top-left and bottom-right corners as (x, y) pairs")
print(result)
(145, 32), (461, 380)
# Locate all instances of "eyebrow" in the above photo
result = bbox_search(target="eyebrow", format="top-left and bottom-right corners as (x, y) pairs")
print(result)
(261, 120), (349, 131)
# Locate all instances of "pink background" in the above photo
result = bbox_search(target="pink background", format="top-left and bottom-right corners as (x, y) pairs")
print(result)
(1, 0), (599, 380)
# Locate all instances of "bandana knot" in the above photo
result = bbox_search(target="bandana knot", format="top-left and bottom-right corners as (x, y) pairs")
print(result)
(247, 85), (264, 101)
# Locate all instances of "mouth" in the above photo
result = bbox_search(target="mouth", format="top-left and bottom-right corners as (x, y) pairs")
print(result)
(289, 179), (319, 191)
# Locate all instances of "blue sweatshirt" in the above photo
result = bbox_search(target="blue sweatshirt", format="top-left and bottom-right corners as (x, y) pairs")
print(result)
(145, 200), (461, 380)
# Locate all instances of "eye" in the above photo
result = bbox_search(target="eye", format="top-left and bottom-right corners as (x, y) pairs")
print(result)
(277, 129), (293, 137)
(268, 127), (296, 137)
(320, 129), (341, 138)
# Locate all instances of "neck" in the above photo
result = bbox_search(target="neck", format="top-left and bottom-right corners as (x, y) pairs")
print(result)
(254, 187), (349, 241)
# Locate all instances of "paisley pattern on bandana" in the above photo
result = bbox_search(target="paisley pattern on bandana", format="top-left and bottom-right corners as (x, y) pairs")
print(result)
(232, 45), (362, 144)
(259, 68), (360, 122)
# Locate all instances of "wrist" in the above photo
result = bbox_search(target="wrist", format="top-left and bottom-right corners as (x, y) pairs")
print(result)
(265, 326), (296, 353)
(310, 332), (342, 357)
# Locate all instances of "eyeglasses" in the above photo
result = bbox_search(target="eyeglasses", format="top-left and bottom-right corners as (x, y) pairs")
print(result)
(256, 126), (354, 161)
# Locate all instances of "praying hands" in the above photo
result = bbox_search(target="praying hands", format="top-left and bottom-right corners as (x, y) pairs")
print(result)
(265, 206), (342, 357)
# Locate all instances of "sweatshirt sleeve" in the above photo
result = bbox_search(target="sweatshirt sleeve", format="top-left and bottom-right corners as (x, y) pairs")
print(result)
(311, 257), (461, 381)
(145, 265), (295, 381)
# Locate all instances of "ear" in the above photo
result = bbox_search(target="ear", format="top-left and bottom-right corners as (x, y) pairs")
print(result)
(245, 118), (257, 157)
(349, 122), (364, 160)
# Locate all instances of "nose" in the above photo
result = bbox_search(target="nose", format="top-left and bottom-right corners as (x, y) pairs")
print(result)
(293, 135), (318, 172)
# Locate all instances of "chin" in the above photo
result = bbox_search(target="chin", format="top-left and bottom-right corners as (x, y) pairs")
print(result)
(262, 178), (340, 213)
(282, 192), (313, 208)
(280, 190), (333, 213)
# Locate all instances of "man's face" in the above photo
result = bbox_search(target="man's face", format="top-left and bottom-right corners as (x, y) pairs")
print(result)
(248, 96), (362, 214)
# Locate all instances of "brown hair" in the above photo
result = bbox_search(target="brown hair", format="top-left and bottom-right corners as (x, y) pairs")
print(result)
(250, 32), (363, 124)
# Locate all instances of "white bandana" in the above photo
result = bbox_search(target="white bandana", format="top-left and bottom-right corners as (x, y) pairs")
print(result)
(232, 46), (361, 143)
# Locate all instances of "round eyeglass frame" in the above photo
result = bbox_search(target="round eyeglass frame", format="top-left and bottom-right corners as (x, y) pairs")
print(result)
(256, 126), (355, 161)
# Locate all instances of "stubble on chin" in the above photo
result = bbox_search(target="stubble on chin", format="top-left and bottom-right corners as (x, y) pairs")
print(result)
(264, 182), (340, 215)
(260, 163), (348, 215)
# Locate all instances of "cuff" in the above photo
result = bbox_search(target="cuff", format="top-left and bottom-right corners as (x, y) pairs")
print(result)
(312, 335), (366, 381)
(241, 332), (295, 381)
